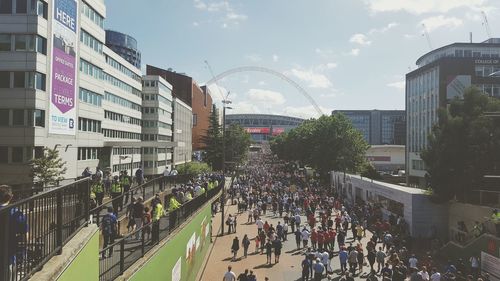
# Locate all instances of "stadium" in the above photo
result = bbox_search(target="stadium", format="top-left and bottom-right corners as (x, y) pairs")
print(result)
(225, 114), (305, 142)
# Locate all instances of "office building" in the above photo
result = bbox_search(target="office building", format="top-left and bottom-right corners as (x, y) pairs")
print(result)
(0, 0), (173, 188)
(225, 114), (304, 142)
(406, 38), (500, 186)
(105, 30), (141, 69)
(332, 110), (406, 145)
(141, 75), (173, 175)
(146, 65), (213, 154)
(172, 97), (192, 167)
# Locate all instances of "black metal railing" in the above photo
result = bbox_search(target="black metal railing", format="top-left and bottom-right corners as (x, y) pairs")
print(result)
(0, 178), (91, 281)
(0, 174), (197, 281)
(98, 181), (223, 281)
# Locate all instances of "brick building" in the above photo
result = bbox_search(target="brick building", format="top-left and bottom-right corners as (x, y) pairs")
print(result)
(146, 65), (213, 153)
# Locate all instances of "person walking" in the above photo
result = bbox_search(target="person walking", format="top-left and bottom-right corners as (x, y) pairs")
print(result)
(295, 228), (302, 249)
(151, 199), (164, 244)
(376, 247), (386, 273)
(231, 236), (240, 261)
(265, 239), (273, 264)
(339, 247), (348, 273)
(302, 255), (312, 281)
(132, 197), (145, 240)
(367, 249), (376, 273)
(110, 176), (123, 214)
(313, 258), (325, 281)
(274, 238), (282, 263)
(101, 207), (118, 259)
(223, 265), (237, 281)
(120, 171), (131, 204)
(91, 175), (104, 206)
(242, 234), (250, 258)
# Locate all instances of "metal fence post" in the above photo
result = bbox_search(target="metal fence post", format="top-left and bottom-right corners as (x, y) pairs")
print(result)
(56, 190), (63, 254)
(120, 239), (125, 274)
(0, 211), (9, 281)
(84, 180), (90, 224)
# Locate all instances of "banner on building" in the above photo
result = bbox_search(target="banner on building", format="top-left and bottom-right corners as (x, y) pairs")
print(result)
(49, 0), (78, 135)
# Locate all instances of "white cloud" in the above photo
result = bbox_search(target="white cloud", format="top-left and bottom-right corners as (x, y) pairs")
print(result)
(349, 33), (372, 45)
(315, 62), (338, 71)
(247, 89), (286, 105)
(346, 48), (360, 56)
(230, 101), (261, 114)
(368, 22), (399, 34)
(387, 81), (406, 90)
(365, 0), (488, 15)
(404, 33), (417, 39)
(286, 68), (333, 89)
(315, 48), (336, 59)
(420, 15), (463, 32)
(193, 0), (247, 28)
(272, 54), (279, 62)
(258, 81), (267, 86)
(244, 54), (262, 62)
(192, 21), (200, 27)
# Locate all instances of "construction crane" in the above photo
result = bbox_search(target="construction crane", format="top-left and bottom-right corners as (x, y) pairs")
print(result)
(204, 60), (226, 101)
(482, 11), (492, 38)
(422, 24), (433, 51)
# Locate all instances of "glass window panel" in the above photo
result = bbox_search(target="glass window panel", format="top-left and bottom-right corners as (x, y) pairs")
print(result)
(12, 109), (24, 125)
(36, 35), (46, 54)
(0, 34), (11, 51)
(14, 34), (27, 51)
(13, 71), (25, 88)
(0, 0), (13, 14)
(15, 0), (27, 13)
(0, 147), (7, 163)
(34, 109), (44, 127)
(0, 109), (8, 126)
(0, 71), (9, 87)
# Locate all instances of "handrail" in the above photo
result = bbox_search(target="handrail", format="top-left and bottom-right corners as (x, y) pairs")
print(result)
(98, 180), (224, 281)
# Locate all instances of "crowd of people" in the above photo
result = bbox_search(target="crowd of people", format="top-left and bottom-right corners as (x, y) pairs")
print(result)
(220, 148), (494, 281)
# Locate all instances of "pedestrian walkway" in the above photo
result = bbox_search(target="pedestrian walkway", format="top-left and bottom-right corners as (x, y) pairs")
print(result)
(201, 202), (377, 281)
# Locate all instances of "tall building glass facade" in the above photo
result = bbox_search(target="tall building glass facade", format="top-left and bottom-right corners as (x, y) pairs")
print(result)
(105, 30), (141, 69)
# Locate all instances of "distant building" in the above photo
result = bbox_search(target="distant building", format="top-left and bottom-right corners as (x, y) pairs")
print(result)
(105, 30), (142, 69)
(146, 65), (213, 153)
(366, 145), (405, 172)
(332, 110), (406, 145)
(225, 114), (304, 142)
(406, 38), (500, 187)
(172, 98), (193, 167)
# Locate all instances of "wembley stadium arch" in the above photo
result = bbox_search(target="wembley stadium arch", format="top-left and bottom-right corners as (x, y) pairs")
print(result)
(205, 66), (324, 116)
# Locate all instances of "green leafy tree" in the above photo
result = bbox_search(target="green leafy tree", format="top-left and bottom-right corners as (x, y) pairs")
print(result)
(225, 124), (252, 165)
(421, 87), (500, 201)
(270, 114), (369, 180)
(201, 105), (223, 170)
(360, 162), (382, 180)
(178, 162), (212, 175)
(30, 147), (67, 187)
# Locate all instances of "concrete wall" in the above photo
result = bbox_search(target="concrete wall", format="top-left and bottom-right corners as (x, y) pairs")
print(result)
(127, 203), (212, 281)
(449, 202), (496, 234)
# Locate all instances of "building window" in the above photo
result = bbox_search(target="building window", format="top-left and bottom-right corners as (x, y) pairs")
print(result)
(0, 109), (8, 126)
(33, 109), (44, 127)
(0, 147), (7, 163)
(13, 71), (25, 88)
(35, 35), (46, 54)
(0, 71), (9, 87)
(15, 0), (27, 13)
(11, 147), (23, 163)
(0, 34), (11, 51)
(79, 88), (102, 107)
(193, 114), (197, 126)
(12, 109), (24, 126)
(0, 0), (12, 14)
(33, 0), (47, 19)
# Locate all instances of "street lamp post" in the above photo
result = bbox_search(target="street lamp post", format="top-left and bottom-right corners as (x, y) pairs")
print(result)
(221, 93), (232, 236)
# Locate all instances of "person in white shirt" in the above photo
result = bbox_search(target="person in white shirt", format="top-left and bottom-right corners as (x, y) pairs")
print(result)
(409, 254), (418, 268)
(420, 266), (430, 281)
(321, 251), (331, 272)
(256, 218), (264, 235)
(301, 228), (310, 248)
(223, 265), (236, 281)
(430, 268), (441, 281)
(169, 168), (178, 176)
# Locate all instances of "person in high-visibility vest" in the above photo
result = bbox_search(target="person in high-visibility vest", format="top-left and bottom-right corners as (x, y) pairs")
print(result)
(169, 196), (181, 212)
(110, 176), (123, 215)
(120, 171), (131, 204)
(492, 209), (500, 237)
(151, 201), (164, 243)
(91, 175), (104, 206)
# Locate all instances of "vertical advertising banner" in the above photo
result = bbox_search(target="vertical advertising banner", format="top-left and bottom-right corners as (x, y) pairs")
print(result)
(49, 0), (78, 135)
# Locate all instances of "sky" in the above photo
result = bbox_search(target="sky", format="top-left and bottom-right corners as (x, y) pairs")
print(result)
(104, 0), (500, 119)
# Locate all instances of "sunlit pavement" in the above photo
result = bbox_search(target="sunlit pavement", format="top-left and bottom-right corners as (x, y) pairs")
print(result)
(201, 201), (378, 281)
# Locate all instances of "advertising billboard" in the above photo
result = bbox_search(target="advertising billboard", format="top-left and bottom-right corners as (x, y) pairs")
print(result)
(49, 0), (78, 135)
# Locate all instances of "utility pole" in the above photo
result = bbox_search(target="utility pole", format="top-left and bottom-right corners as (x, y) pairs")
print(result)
(220, 92), (232, 236)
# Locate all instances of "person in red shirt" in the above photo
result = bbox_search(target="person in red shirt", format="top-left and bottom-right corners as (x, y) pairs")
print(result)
(328, 229), (337, 251)
(311, 228), (318, 250)
(317, 231), (325, 251)
(308, 213), (315, 228)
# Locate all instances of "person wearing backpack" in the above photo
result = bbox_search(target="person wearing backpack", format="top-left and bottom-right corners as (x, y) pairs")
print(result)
(101, 207), (118, 258)
(120, 171), (132, 204)
(132, 197), (145, 240)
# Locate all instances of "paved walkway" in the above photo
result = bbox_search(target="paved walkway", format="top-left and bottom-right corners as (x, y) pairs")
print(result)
(201, 202), (377, 281)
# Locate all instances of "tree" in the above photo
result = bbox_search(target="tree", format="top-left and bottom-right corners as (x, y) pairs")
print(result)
(30, 147), (67, 187)
(270, 114), (369, 180)
(421, 87), (500, 201)
(201, 105), (223, 170)
(224, 124), (251, 165)
(360, 162), (382, 180)
(177, 162), (212, 175)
